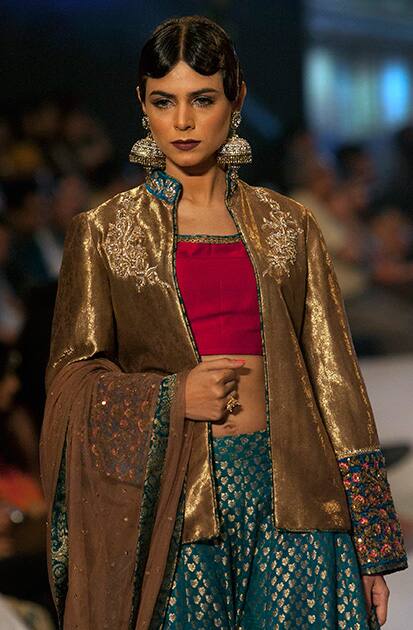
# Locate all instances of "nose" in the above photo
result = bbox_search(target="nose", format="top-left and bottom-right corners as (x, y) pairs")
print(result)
(174, 103), (194, 131)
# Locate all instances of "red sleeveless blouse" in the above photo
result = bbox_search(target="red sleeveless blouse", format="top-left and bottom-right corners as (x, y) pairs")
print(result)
(175, 233), (262, 355)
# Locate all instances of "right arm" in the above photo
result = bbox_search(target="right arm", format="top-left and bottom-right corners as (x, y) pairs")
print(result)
(41, 212), (188, 626)
(46, 212), (115, 389)
(46, 211), (243, 418)
(41, 211), (244, 627)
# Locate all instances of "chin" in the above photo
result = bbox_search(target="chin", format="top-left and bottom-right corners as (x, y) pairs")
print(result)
(167, 151), (218, 171)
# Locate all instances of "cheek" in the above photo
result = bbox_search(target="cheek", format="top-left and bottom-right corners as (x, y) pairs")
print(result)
(201, 111), (231, 146)
(149, 116), (170, 144)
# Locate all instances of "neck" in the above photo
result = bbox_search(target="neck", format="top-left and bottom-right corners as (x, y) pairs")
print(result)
(164, 159), (227, 207)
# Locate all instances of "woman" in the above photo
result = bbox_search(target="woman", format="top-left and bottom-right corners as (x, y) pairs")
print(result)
(40, 15), (407, 630)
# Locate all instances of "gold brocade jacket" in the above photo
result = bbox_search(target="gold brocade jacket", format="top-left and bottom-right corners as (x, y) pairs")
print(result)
(47, 168), (407, 576)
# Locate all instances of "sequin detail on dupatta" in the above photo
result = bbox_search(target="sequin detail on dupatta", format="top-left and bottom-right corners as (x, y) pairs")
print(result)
(338, 449), (407, 575)
(90, 372), (160, 484)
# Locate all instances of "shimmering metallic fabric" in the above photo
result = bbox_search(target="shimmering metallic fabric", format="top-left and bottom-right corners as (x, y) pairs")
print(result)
(163, 430), (380, 630)
(46, 167), (407, 583)
(254, 186), (304, 280)
(105, 202), (171, 293)
(339, 450), (407, 575)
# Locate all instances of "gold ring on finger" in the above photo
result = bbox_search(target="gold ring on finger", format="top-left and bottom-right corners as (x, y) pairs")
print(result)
(225, 395), (240, 413)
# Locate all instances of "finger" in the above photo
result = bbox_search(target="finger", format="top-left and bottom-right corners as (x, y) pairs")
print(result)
(202, 358), (245, 370)
(372, 580), (389, 626)
(362, 577), (372, 614)
(221, 369), (240, 384)
(373, 597), (388, 626)
(217, 370), (240, 387)
(209, 369), (239, 386)
(222, 380), (238, 396)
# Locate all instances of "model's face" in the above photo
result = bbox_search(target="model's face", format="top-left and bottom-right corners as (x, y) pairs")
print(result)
(139, 60), (245, 171)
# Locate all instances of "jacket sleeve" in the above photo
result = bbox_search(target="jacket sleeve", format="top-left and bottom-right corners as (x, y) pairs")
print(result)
(46, 211), (116, 388)
(42, 211), (190, 627)
(300, 208), (407, 575)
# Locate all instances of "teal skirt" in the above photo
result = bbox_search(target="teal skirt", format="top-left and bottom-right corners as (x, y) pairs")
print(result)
(163, 428), (380, 629)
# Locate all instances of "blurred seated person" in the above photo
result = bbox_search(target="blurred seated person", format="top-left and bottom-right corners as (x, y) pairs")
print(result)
(17, 280), (58, 437)
(0, 592), (54, 630)
(367, 203), (413, 301)
(0, 217), (25, 345)
(280, 125), (320, 192)
(4, 176), (87, 297)
(335, 142), (382, 201)
(326, 189), (413, 355)
(61, 106), (114, 184)
(0, 343), (54, 625)
(292, 162), (371, 302)
(0, 343), (45, 532)
(0, 108), (45, 180)
(3, 179), (50, 297)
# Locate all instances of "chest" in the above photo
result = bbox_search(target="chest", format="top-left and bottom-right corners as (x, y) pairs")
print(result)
(99, 192), (308, 370)
(175, 235), (262, 356)
(176, 197), (238, 236)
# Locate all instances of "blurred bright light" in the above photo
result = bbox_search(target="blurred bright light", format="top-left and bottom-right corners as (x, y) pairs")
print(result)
(380, 61), (410, 125)
(305, 46), (413, 141)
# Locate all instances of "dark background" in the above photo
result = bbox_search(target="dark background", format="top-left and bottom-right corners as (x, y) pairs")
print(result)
(0, 0), (305, 184)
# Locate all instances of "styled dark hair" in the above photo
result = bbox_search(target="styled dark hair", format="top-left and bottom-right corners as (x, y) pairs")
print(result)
(138, 15), (244, 103)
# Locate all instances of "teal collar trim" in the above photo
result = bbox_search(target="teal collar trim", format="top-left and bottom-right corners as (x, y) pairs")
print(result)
(145, 167), (239, 204)
(145, 169), (182, 204)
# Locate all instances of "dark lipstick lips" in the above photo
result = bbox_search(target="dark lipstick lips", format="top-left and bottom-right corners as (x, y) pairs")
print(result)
(172, 140), (200, 151)
(172, 139), (199, 143)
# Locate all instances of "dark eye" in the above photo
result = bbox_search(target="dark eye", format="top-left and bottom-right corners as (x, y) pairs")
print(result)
(153, 99), (172, 109)
(194, 96), (214, 107)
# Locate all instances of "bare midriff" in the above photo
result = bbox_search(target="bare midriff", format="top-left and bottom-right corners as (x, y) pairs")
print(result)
(176, 198), (267, 437)
(201, 353), (267, 437)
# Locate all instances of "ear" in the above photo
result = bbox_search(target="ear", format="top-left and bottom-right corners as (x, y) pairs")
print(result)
(136, 86), (146, 114)
(233, 81), (247, 113)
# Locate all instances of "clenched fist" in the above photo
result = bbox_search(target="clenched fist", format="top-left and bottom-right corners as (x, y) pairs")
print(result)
(185, 357), (245, 421)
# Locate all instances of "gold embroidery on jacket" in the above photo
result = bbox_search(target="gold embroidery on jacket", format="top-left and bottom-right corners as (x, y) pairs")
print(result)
(105, 200), (170, 292)
(255, 187), (303, 280)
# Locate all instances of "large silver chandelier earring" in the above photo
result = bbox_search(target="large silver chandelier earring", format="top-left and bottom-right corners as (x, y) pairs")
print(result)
(129, 115), (166, 171)
(217, 110), (252, 168)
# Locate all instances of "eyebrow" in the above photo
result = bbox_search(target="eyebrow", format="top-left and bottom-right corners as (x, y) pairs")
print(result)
(148, 88), (221, 98)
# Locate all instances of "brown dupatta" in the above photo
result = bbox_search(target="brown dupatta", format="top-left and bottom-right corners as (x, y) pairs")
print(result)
(40, 358), (193, 629)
